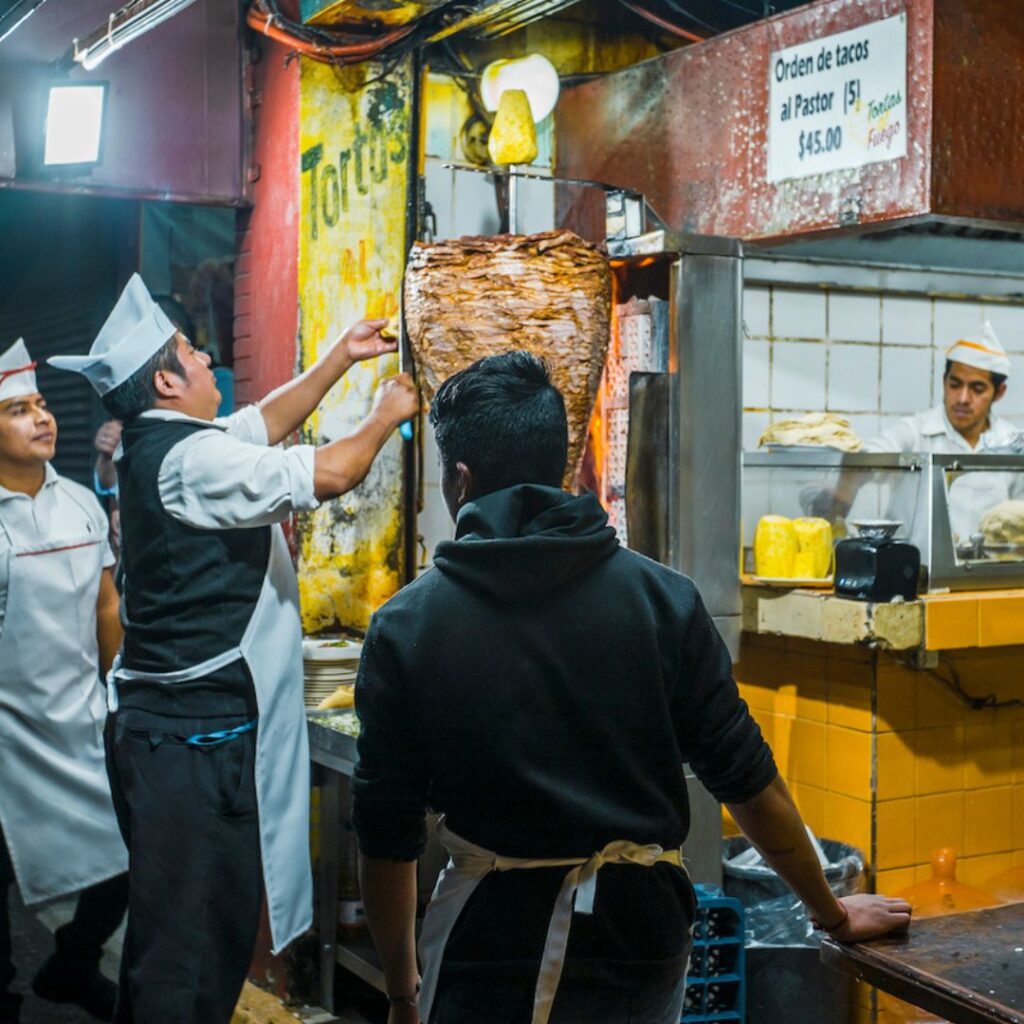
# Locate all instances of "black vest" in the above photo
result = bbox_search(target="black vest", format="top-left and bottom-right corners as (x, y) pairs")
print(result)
(117, 416), (272, 674)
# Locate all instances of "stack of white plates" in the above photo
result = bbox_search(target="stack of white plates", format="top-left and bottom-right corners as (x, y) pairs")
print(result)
(302, 638), (363, 708)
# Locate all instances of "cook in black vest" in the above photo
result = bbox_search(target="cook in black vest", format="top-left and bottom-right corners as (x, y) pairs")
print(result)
(50, 275), (418, 1024)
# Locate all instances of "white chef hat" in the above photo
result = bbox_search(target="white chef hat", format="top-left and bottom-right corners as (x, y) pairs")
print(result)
(0, 338), (39, 403)
(48, 274), (176, 395)
(946, 321), (1011, 379)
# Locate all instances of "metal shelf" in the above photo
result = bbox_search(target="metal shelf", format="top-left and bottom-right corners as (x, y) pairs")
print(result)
(335, 932), (385, 994)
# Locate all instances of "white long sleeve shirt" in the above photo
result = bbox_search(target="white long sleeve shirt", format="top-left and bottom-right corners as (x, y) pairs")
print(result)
(121, 406), (321, 530)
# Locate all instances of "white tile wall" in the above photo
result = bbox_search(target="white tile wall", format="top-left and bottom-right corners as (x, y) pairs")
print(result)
(743, 411), (770, 451)
(744, 283), (1024, 450)
(981, 302), (1024, 352)
(933, 298), (983, 348)
(743, 286), (771, 338)
(877, 413), (910, 437)
(880, 346), (934, 413)
(998, 354), (1024, 418)
(829, 293), (881, 343)
(743, 340), (770, 408)
(827, 343), (880, 413)
(882, 295), (932, 346)
(844, 414), (881, 444)
(772, 340), (826, 410)
(772, 289), (827, 340)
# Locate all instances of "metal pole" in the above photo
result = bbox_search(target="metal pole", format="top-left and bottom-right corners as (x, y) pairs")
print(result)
(508, 165), (520, 234)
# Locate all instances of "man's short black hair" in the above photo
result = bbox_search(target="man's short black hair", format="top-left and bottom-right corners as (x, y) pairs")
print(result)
(101, 335), (184, 423)
(429, 351), (568, 494)
(944, 359), (1007, 391)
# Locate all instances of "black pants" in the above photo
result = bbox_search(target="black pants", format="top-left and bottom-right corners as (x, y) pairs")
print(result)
(0, 822), (127, 1018)
(105, 709), (262, 1024)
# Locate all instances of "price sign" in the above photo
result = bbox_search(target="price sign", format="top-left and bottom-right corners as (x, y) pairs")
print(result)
(767, 14), (907, 183)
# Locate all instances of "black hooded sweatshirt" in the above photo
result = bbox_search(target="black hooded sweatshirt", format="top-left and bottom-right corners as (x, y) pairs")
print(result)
(353, 484), (776, 987)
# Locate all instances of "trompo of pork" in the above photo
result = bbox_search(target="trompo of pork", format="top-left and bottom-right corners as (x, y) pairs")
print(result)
(404, 230), (612, 488)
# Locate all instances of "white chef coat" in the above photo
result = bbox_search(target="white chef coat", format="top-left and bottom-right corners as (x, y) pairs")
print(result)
(117, 405), (320, 528)
(113, 403), (321, 952)
(0, 465), (128, 902)
(863, 405), (1024, 544)
(0, 464), (115, 632)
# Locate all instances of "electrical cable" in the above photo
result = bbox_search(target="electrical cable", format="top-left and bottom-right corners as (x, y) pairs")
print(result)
(616, 0), (705, 43)
(246, 0), (416, 64)
(658, 0), (720, 34)
(706, 0), (762, 16)
(902, 654), (1024, 712)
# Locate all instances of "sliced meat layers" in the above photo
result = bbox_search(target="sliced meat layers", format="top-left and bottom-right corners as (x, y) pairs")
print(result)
(404, 230), (612, 487)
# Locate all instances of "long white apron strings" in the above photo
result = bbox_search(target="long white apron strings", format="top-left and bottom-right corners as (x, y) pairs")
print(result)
(417, 822), (685, 1024)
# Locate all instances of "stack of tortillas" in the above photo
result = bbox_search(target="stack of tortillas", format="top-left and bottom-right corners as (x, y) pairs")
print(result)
(759, 412), (863, 452)
(980, 500), (1024, 546)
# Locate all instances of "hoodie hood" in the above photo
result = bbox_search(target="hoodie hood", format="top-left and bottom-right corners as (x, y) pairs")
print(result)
(433, 484), (619, 601)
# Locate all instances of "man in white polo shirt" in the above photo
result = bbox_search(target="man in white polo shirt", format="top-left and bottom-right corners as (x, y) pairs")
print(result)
(0, 338), (128, 1024)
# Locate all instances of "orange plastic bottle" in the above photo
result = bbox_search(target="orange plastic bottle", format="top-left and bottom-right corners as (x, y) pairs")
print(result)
(878, 851), (1001, 1023)
(892, 848), (1001, 918)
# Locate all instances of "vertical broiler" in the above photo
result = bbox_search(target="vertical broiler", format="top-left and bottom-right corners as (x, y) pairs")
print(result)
(404, 187), (744, 884)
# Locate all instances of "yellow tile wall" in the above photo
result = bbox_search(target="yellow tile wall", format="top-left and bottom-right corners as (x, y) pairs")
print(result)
(733, 637), (1024, 896)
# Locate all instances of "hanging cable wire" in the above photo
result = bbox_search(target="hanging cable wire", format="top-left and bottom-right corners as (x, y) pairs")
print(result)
(658, 0), (720, 34)
(616, 0), (705, 43)
(246, 0), (418, 65)
(902, 654), (1024, 712)
(706, 0), (762, 16)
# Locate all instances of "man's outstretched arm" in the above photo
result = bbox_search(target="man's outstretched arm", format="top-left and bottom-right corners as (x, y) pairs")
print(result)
(727, 776), (911, 941)
(258, 318), (394, 445)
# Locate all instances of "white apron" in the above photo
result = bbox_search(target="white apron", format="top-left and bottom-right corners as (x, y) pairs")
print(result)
(0, 511), (128, 904)
(111, 525), (312, 953)
(418, 822), (686, 1024)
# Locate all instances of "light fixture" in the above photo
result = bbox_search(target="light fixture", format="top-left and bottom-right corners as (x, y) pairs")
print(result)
(43, 84), (106, 166)
(480, 53), (560, 123)
(72, 0), (199, 71)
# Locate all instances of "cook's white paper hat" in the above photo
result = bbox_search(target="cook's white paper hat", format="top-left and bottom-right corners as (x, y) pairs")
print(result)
(48, 274), (176, 395)
(0, 338), (38, 403)
(947, 322), (1011, 379)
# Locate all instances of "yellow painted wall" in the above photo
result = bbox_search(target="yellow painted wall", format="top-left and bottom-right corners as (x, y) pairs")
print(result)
(297, 57), (413, 633)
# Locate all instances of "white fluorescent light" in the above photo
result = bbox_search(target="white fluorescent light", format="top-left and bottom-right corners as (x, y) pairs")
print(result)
(43, 84), (105, 166)
(74, 0), (199, 71)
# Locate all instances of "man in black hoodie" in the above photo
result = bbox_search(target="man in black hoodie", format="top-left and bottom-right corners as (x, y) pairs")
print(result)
(353, 352), (910, 1024)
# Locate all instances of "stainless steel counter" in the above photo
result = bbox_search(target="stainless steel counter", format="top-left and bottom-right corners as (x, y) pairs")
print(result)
(307, 712), (387, 1007)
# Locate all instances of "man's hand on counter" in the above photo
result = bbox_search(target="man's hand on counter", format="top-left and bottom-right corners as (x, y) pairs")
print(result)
(825, 893), (912, 943)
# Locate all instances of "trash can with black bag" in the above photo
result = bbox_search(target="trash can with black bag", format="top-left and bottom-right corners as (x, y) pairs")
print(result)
(722, 832), (865, 1024)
